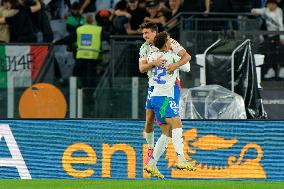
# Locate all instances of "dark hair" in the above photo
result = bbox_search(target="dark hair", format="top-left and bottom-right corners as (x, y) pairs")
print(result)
(154, 31), (169, 49)
(139, 22), (158, 33)
(115, 0), (128, 10)
(71, 2), (80, 10)
(266, 0), (277, 4)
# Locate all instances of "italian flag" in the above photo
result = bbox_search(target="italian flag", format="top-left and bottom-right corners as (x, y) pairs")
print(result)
(0, 45), (49, 88)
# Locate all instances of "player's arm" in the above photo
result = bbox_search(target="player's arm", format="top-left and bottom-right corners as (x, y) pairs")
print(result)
(139, 56), (163, 73)
(167, 49), (191, 73)
(177, 49), (191, 67)
(139, 59), (153, 73)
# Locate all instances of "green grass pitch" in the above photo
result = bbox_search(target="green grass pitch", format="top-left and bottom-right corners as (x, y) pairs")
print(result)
(0, 180), (283, 189)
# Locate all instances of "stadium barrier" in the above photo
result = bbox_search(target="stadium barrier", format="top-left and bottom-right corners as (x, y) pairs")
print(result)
(0, 44), (55, 118)
(0, 120), (283, 180)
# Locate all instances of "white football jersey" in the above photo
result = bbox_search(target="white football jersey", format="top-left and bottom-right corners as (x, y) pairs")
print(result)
(139, 39), (185, 86)
(147, 50), (181, 97)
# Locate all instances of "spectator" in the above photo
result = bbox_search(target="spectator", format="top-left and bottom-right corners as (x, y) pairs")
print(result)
(96, 0), (120, 12)
(112, 0), (129, 34)
(66, 1), (85, 34)
(138, 0), (146, 8)
(95, 9), (112, 68)
(95, 8), (112, 38)
(143, 0), (166, 32)
(252, 0), (284, 79)
(113, 0), (147, 34)
(79, 0), (96, 14)
(157, 0), (171, 14)
(54, 1), (85, 57)
(30, 0), (54, 42)
(182, 0), (210, 13)
(48, 0), (65, 19)
(0, 0), (41, 43)
(164, 0), (181, 28)
(0, 2), (18, 43)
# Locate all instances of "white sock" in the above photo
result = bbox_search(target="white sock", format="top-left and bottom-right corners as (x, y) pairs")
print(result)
(172, 128), (186, 162)
(145, 131), (154, 149)
(149, 134), (171, 166)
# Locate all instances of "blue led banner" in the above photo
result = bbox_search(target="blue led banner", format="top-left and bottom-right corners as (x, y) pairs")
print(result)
(0, 120), (283, 180)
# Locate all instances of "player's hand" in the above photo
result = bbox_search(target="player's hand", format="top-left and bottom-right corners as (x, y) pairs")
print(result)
(151, 56), (164, 67)
(167, 63), (178, 74)
(280, 39), (284, 45)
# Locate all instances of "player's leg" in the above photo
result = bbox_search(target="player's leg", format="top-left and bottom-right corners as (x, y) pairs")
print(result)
(144, 123), (170, 179)
(147, 122), (171, 167)
(144, 96), (170, 179)
(165, 116), (195, 171)
(143, 109), (155, 164)
(144, 109), (155, 147)
(144, 86), (155, 164)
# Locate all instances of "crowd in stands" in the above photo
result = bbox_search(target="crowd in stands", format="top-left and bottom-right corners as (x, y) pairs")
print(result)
(0, 0), (284, 80)
(2, 0), (283, 43)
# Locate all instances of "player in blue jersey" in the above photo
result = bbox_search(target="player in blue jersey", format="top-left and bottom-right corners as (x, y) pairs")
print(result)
(143, 32), (195, 179)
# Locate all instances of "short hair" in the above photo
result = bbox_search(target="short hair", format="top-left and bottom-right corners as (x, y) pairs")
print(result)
(85, 13), (95, 24)
(154, 31), (169, 50)
(266, 0), (277, 4)
(139, 22), (158, 33)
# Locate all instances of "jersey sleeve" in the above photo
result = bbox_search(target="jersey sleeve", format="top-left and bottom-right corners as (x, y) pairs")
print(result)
(179, 62), (191, 72)
(170, 38), (184, 54)
(139, 43), (148, 62)
(172, 52), (190, 72)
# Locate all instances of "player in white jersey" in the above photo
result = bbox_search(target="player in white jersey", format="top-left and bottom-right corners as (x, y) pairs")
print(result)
(139, 23), (191, 165)
(143, 31), (195, 179)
